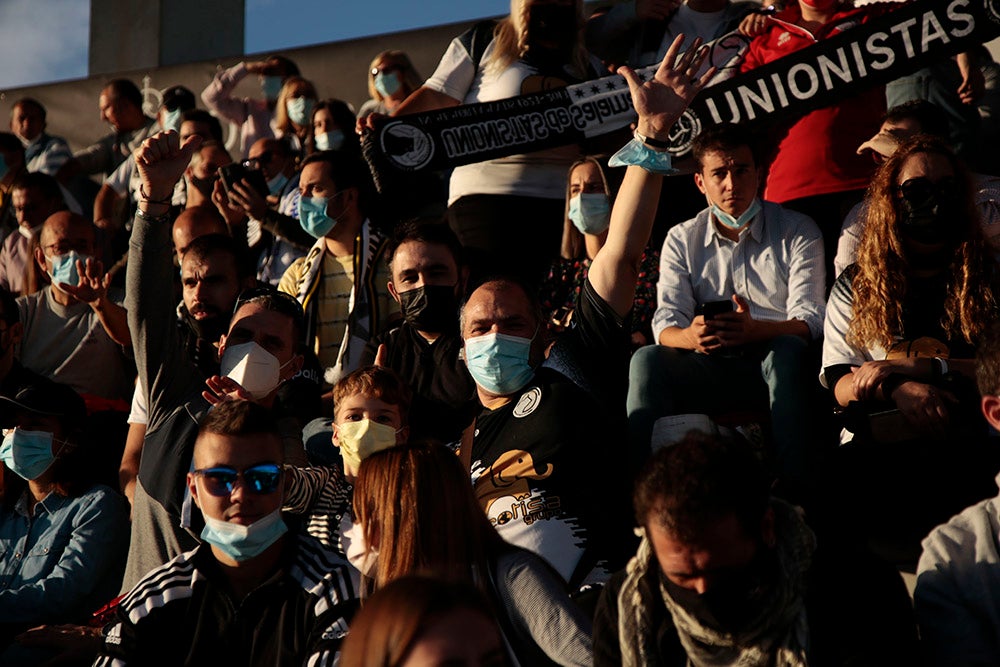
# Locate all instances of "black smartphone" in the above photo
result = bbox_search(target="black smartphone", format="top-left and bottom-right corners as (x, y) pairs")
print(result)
(699, 299), (734, 320)
(218, 163), (269, 200)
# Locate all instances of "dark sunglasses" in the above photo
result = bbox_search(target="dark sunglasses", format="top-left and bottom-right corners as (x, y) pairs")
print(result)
(896, 176), (959, 201)
(244, 151), (272, 169)
(193, 463), (283, 497)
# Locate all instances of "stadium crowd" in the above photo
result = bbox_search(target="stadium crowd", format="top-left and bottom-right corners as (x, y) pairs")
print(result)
(1, 0), (1000, 664)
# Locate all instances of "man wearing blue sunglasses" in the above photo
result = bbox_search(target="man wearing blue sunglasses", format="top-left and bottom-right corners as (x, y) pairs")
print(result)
(94, 400), (357, 665)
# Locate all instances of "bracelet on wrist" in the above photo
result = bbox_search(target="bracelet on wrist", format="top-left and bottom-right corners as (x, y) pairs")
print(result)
(135, 208), (171, 223)
(138, 184), (172, 206)
(633, 129), (672, 151)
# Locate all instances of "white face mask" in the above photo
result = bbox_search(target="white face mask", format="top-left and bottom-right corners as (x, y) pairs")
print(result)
(343, 520), (379, 577)
(219, 341), (295, 400)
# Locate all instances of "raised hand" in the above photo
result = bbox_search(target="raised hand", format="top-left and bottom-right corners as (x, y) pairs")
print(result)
(618, 34), (716, 141)
(202, 374), (253, 406)
(134, 131), (202, 206)
(59, 257), (110, 307)
(211, 178), (248, 227)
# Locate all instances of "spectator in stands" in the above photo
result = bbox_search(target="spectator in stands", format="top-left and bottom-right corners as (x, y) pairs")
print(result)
(121, 232), (255, 506)
(593, 432), (918, 665)
(171, 206), (229, 263)
(8, 98), (72, 177)
(283, 366), (411, 556)
(0, 133), (28, 229)
(93, 400), (358, 665)
(627, 123), (825, 490)
(0, 382), (129, 654)
(201, 55), (300, 159)
(93, 85), (197, 231)
(184, 140), (232, 209)
(311, 99), (361, 158)
(357, 51), (423, 118)
(585, 0), (755, 68)
(358, 220), (478, 446)
(835, 100), (1000, 274)
(462, 36), (714, 588)
(822, 135), (1000, 556)
(914, 323), (1000, 665)
(228, 137), (313, 284)
(738, 0), (896, 270)
(371, 0), (603, 284)
(540, 157), (659, 347)
(277, 150), (396, 398)
(18, 212), (132, 402)
(350, 442), (593, 665)
(59, 79), (156, 180)
(274, 76), (319, 156)
(340, 576), (507, 667)
(0, 173), (66, 295)
(121, 130), (310, 590)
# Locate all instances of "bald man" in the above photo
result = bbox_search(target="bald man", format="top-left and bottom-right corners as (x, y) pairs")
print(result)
(16, 212), (132, 400)
(172, 206), (229, 262)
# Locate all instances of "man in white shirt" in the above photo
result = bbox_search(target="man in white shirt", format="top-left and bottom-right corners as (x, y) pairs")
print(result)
(627, 123), (826, 492)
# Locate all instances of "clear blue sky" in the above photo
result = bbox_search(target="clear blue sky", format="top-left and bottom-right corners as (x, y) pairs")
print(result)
(0, 0), (511, 90)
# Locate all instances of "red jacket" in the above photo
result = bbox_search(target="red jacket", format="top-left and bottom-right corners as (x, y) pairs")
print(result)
(740, 3), (895, 203)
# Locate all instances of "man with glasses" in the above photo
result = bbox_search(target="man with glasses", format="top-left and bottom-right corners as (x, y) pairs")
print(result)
(122, 130), (311, 591)
(16, 211), (132, 402)
(94, 400), (357, 665)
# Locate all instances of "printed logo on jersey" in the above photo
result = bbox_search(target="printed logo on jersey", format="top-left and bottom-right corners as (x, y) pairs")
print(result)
(106, 623), (123, 646)
(513, 386), (542, 418)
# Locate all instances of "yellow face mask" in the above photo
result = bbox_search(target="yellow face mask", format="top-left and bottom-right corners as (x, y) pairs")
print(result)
(336, 419), (399, 470)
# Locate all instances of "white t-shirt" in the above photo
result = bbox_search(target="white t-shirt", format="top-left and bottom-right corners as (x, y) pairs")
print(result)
(424, 34), (584, 204)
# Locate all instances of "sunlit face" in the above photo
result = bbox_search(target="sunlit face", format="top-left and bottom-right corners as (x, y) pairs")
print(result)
(12, 186), (56, 230)
(389, 240), (460, 300)
(181, 251), (242, 322)
(10, 103), (44, 142)
(191, 146), (232, 181)
(648, 514), (759, 594)
(187, 431), (284, 526)
(400, 609), (507, 667)
(248, 139), (286, 181)
(694, 147), (759, 219)
(98, 90), (128, 131)
(180, 120), (214, 144)
(36, 214), (95, 280)
(312, 108), (338, 136)
(568, 161), (605, 197)
(219, 302), (299, 368)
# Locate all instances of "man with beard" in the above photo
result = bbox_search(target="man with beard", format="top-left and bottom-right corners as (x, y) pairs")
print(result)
(593, 432), (918, 666)
(120, 232), (254, 507)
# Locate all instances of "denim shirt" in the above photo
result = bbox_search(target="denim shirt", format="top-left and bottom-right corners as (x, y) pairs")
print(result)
(0, 484), (129, 624)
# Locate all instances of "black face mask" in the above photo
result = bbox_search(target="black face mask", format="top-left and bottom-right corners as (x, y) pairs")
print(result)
(398, 284), (459, 333)
(661, 546), (778, 633)
(527, 4), (578, 51)
(896, 176), (961, 246)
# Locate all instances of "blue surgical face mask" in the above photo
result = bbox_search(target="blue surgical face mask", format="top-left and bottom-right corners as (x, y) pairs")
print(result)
(267, 171), (290, 196)
(568, 193), (611, 235)
(374, 71), (402, 98)
(261, 75), (283, 101)
(287, 97), (314, 126)
(1, 428), (62, 481)
(299, 193), (343, 238)
(0, 154), (8, 181)
(314, 130), (345, 152)
(711, 198), (762, 230)
(464, 331), (536, 396)
(161, 107), (183, 134)
(48, 250), (88, 287)
(200, 508), (288, 562)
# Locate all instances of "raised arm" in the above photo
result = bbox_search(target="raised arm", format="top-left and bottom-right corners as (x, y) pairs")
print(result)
(588, 35), (714, 317)
(128, 132), (203, 424)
